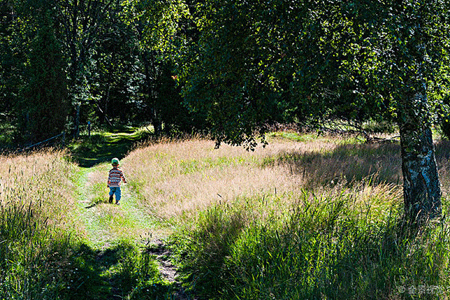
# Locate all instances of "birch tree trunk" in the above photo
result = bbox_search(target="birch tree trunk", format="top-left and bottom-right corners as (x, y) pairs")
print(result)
(398, 91), (441, 224)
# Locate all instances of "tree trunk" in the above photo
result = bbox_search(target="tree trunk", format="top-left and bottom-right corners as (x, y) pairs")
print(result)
(398, 92), (441, 224)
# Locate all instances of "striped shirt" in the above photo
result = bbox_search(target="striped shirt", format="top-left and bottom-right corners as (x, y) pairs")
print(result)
(108, 167), (126, 187)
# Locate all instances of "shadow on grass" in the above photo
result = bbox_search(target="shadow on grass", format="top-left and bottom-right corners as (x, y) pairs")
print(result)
(57, 241), (174, 300)
(262, 141), (406, 187)
(68, 127), (153, 168)
(262, 139), (450, 190)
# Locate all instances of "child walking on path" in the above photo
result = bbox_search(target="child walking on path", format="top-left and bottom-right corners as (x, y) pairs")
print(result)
(107, 158), (127, 205)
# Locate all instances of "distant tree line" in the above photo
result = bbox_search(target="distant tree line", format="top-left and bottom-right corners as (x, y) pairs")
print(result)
(1, 0), (450, 224)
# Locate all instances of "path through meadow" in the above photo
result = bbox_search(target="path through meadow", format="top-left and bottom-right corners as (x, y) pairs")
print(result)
(72, 161), (184, 299)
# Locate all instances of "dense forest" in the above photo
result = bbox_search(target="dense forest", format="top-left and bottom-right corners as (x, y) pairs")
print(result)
(1, 0), (450, 224)
(0, 0), (194, 141)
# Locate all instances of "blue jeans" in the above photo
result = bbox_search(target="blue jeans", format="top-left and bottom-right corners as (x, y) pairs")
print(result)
(109, 187), (121, 202)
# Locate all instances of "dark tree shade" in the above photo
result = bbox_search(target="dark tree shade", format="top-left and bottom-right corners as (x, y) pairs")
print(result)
(19, 10), (68, 143)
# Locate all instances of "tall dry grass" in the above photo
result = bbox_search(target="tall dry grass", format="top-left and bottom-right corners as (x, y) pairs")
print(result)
(0, 150), (78, 228)
(122, 134), (450, 299)
(124, 135), (405, 226)
(1, 134), (448, 299)
(124, 139), (301, 224)
(0, 150), (79, 298)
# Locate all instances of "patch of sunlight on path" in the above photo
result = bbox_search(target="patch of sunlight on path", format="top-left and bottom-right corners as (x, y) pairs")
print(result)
(74, 166), (157, 250)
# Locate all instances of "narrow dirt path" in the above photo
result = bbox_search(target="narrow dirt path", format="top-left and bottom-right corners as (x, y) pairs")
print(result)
(73, 164), (189, 299)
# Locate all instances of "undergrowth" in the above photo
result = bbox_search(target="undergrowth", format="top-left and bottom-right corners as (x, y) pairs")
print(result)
(172, 187), (450, 299)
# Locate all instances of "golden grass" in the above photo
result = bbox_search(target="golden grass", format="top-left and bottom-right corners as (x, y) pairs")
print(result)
(0, 149), (78, 233)
(123, 136), (406, 227)
(153, 135), (450, 300)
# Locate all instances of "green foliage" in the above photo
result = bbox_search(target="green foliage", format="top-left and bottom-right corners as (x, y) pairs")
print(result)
(122, 0), (189, 52)
(180, 0), (293, 148)
(121, 0), (204, 135)
(89, 5), (143, 125)
(1, 0), (200, 146)
(179, 0), (450, 147)
(0, 1), (16, 117)
(1, 1), (70, 144)
(2, 0), (450, 148)
(438, 84), (450, 140)
(17, 10), (68, 143)
(441, 120), (450, 140)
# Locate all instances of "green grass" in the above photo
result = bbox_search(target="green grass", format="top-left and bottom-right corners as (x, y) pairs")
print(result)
(68, 126), (153, 167)
(51, 240), (172, 300)
(73, 162), (159, 248)
(161, 137), (450, 299)
(65, 158), (175, 299)
(172, 189), (450, 300)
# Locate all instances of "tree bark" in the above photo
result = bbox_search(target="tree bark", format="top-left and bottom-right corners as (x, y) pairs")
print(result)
(398, 92), (441, 224)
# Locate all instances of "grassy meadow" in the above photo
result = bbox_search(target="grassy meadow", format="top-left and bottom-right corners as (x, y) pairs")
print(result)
(0, 149), (169, 299)
(125, 133), (450, 299)
(1, 130), (450, 299)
